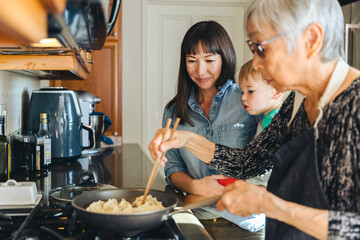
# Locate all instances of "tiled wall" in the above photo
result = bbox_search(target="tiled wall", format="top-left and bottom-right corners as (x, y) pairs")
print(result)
(0, 71), (41, 135)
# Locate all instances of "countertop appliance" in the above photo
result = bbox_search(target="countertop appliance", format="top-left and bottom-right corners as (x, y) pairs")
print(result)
(27, 88), (95, 159)
(0, 144), (212, 240)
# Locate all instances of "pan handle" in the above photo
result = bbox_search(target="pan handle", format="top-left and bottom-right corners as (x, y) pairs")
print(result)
(167, 195), (221, 218)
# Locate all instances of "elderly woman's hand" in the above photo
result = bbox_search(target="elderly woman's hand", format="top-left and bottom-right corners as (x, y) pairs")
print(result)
(148, 128), (191, 164)
(216, 180), (267, 217)
(149, 129), (216, 165)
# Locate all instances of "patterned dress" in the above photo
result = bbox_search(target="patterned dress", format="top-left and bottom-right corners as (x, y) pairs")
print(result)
(209, 77), (360, 239)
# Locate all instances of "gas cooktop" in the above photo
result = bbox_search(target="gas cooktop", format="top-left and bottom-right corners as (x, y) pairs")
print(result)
(0, 201), (185, 240)
(0, 144), (211, 240)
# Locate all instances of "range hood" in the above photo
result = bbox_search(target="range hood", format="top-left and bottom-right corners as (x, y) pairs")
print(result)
(0, 0), (121, 80)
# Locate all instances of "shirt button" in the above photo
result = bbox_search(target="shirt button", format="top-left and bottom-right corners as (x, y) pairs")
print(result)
(219, 92), (223, 95)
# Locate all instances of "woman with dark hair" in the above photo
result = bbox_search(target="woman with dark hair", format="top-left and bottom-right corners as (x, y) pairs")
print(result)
(162, 21), (263, 239)
(169, 20), (237, 125)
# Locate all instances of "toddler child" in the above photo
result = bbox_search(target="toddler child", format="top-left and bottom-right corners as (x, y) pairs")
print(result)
(238, 59), (288, 187)
(239, 59), (287, 135)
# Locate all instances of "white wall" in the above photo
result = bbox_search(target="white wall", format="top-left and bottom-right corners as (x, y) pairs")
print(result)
(122, 0), (143, 145)
(0, 71), (40, 135)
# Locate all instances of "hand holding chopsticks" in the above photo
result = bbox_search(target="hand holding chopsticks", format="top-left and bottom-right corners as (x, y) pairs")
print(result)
(142, 117), (180, 204)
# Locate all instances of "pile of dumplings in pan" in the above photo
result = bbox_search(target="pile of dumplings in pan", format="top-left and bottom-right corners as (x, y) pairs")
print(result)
(86, 194), (165, 214)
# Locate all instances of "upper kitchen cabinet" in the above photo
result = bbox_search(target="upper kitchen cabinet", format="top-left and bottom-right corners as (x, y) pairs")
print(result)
(0, 0), (121, 80)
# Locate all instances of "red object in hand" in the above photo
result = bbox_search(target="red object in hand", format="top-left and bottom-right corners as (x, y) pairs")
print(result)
(218, 178), (239, 186)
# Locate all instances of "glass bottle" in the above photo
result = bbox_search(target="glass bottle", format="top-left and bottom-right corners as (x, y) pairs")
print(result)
(36, 113), (51, 168)
(0, 115), (8, 181)
(10, 131), (37, 178)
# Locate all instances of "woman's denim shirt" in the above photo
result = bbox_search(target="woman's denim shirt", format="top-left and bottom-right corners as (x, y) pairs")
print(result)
(163, 80), (258, 187)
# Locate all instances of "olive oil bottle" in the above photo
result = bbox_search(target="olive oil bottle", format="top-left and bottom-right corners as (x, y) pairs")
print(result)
(36, 113), (51, 168)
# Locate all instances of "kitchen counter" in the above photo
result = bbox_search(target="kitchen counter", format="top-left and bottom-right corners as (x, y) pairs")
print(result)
(11, 143), (212, 240)
(45, 143), (168, 191)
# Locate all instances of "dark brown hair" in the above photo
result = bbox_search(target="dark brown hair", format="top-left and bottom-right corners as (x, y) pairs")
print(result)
(165, 21), (237, 126)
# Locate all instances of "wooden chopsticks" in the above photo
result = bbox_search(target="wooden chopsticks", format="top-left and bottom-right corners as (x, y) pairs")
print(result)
(142, 117), (180, 204)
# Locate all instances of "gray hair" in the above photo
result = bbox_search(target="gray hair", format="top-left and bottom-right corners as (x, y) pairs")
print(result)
(245, 0), (345, 62)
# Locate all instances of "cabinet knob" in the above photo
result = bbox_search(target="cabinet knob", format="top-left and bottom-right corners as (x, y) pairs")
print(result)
(113, 32), (117, 37)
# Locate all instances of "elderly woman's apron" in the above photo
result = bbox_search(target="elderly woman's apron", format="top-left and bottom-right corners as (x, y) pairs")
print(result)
(265, 59), (349, 239)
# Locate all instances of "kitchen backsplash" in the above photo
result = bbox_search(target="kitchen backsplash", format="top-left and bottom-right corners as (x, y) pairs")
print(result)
(0, 71), (43, 135)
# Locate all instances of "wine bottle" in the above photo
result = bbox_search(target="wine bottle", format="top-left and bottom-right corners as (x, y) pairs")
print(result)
(36, 113), (51, 168)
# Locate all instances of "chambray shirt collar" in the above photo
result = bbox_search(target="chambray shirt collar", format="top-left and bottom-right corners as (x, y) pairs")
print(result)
(188, 79), (233, 120)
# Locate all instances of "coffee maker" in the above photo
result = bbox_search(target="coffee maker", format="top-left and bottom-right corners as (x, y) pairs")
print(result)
(27, 88), (95, 159)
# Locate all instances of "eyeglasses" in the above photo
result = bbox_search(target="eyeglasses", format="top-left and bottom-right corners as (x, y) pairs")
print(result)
(246, 35), (283, 58)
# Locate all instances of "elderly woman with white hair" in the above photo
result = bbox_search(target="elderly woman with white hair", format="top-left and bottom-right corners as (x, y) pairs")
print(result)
(149, 0), (360, 239)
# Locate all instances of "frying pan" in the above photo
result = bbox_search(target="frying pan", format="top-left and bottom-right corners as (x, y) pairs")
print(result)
(72, 188), (220, 236)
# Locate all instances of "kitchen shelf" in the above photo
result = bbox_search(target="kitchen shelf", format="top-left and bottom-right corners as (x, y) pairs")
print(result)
(0, 49), (93, 80)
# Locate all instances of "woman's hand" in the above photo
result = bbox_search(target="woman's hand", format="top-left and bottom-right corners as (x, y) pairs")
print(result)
(191, 175), (228, 197)
(216, 180), (266, 217)
(170, 172), (227, 198)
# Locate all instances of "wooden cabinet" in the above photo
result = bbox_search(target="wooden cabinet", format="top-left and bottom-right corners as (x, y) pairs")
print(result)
(51, 6), (122, 139)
